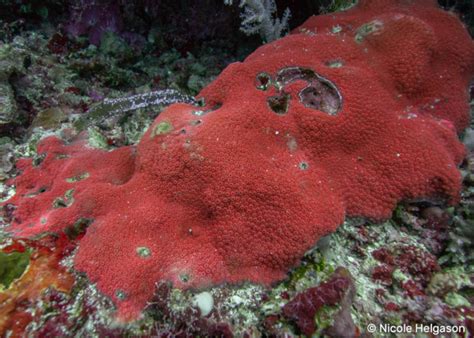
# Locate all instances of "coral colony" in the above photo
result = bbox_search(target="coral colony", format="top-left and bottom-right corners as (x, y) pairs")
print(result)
(0, 0), (473, 335)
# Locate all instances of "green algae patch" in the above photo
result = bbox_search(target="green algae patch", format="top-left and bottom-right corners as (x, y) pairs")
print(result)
(151, 121), (173, 138)
(0, 250), (30, 290)
(284, 249), (332, 289)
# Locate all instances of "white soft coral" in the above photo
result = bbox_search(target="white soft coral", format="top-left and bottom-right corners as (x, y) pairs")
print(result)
(225, 0), (291, 42)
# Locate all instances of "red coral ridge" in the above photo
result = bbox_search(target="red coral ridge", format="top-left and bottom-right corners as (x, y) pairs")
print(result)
(3, 0), (473, 321)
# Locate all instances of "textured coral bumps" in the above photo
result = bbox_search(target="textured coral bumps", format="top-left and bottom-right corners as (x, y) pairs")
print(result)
(3, 0), (474, 320)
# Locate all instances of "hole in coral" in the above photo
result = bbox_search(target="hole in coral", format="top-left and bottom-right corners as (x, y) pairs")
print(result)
(256, 72), (272, 90)
(192, 110), (205, 116)
(26, 186), (49, 198)
(326, 60), (344, 68)
(115, 289), (127, 300)
(179, 273), (191, 283)
(267, 93), (290, 115)
(53, 199), (68, 208)
(212, 103), (223, 110)
(192, 102), (221, 117)
(276, 67), (315, 86)
(66, 172), (90, 183)
(190, 120), (202, 126)
(354, 20), (384, 44)
(299, 84), (341, 115)
(299, 162), (309, 170)
(272, 67), (342, 116)
(196, 97), (206, 107)
(52, 189), (74, 208)
(64, 218), (92, 240)
(332, 25), (342, 33)
(136, 246), (151, 258)
(180, 129), (187, 134)
(32, 154), (46, 167)
(300, 87), (321, 108)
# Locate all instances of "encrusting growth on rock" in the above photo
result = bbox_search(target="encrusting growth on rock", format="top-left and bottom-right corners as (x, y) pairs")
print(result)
(2, 0), (473, 321)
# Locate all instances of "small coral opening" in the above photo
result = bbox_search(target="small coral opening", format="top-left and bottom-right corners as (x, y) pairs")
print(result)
(179, 273), (191, 283)
(256, 72), (272, 90)
(299, 161), (309, 170)
(115, 290), (127, 300)
(136, 246), (152, 258)
(267, 93), (290, 115)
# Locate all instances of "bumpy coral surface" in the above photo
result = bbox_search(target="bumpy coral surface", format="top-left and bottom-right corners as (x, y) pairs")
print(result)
(3, 0), (473, 320)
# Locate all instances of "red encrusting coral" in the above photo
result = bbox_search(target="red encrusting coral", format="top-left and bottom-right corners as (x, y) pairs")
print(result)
(2, 0), (473, 321)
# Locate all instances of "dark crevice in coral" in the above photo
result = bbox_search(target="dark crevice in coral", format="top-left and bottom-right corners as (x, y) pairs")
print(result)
(256, 72), (272, 90)
(268, 93), (291, 115)
(299, 83), (341, 115)
(272, 67), (342, 115)
(64, 218), (93, 240)
(32, 154), (47, 167)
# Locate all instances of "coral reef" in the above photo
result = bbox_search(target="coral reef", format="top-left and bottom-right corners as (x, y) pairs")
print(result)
(2, 0), (473, 323)
(0, 0), (473, 334)
(0, 21), (234, 145)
